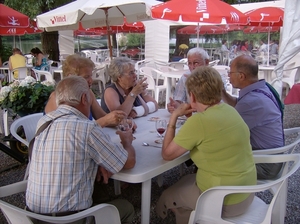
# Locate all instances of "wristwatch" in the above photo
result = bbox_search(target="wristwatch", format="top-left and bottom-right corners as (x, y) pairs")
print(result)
(129, 92), (136, 98)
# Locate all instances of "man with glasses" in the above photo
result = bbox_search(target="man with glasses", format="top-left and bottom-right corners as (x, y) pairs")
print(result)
(222, 55), (284, 179)
(167, 47), (210, 113)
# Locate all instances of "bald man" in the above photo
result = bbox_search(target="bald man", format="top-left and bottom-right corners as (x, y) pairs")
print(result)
(222, 55), (284, 180)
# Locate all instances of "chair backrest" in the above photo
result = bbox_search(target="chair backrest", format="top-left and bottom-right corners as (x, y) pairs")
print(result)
(32, 69), (55, 82)
(188, 154), (300, 224)
(11, 67), (28, 81)
(139, 67), (156, 91)
(10, 113), (43, 147)
(139, 66), (165, 86)
(253, 127), (300, 155)
(0, 180), (121, 224)
(2, 61), (9, 67)
(169, 62), (186, 70)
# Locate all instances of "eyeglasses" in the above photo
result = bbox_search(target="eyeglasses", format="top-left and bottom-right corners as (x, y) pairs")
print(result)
(125, 70), (137, 76)
(188, 61), (200, 67)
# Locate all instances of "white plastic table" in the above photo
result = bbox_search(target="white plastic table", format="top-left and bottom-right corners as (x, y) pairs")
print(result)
(103, 109), (190, 224)
(259, 65), (275, 83)
(161, 70), (184, 108)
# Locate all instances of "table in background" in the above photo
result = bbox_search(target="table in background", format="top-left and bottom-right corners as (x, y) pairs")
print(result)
(103, 109), (190, 224)
(259, 65), (275, 83)
(161, 70), (184, 108)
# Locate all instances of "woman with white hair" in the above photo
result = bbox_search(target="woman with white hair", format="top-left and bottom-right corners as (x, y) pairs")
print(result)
(101, 57), (158, 118)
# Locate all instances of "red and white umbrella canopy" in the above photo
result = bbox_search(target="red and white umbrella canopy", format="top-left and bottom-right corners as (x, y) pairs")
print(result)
(0, 4), (30, 28)
(245, 7), (284, 26)
(0, 21), (42, 36)
(177, 25), (226, 35)
(151, 0), (248, 24)
(243, 26), (280, 34)
(75, 20), (144, 36)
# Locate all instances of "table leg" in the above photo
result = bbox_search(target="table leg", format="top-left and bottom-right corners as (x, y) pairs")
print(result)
(113, 180), (121, 195)
(141, 179), (152, 224)
(165, 77), (172, 109)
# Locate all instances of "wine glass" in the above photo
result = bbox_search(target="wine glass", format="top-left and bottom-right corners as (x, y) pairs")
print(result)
(155, 119), (167, 144)
(117, 118), (130, 131)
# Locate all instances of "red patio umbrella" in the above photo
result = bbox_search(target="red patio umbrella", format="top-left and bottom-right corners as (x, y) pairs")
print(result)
(74, 20), (144, 36)
(245, 7), (284, 65)
(243, 26), (280, 34)
(151, 0), (248, 24)
(0, 4), (30, 28)
(177, 25), (226, 35)
(245, 7), (284, 27)
(151, 0), (248, 47)
(0, 21), (42, 36)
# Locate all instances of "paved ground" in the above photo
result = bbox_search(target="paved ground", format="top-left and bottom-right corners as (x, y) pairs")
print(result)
(1, 101), (300, 223)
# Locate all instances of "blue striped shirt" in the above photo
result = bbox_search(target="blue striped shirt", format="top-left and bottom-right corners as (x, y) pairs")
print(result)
(26, 105), (128, 213)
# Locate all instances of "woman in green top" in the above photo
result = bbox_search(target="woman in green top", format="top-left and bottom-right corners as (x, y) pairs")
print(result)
(156, 66), (257, 224)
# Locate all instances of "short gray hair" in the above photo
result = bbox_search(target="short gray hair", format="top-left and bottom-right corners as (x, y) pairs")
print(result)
(187, 47), (210, 64)
(109, 57), (135, 82)
(55, 76), (91, 106)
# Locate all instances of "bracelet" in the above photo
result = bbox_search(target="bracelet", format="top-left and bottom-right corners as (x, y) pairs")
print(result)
(167, 124), (176, 129)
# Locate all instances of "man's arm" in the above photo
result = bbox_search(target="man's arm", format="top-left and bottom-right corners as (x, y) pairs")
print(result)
(222, 88), (238, 107)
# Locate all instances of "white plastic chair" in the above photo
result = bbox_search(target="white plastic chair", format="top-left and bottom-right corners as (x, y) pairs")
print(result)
(11, 66), (28, 81)
(92, 66), (107, 94)
(252, 127), (300, 224)
(209, 59), (220, 67)
(32, 69), (55, 82)
(139, 67), (167, 105)
(169, 62), (187, 70)
(10, 113), (43, 180)
(140, 66), (164, 86)
(40, 60), (53, 73)
(188, 154), (300, 224)
(0, 181), (121, 224)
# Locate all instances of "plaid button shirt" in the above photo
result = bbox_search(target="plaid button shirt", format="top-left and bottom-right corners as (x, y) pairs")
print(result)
(26, 105), (128, 213)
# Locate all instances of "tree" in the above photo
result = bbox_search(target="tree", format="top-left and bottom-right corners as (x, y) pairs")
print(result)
(3, 0), (73, 61)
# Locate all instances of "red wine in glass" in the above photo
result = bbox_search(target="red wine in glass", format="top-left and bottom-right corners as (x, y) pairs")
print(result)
(155, 119), (167, 144)
(157, 128), (166, 135)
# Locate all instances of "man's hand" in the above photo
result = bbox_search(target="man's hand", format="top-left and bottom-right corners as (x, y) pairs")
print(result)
(96, 166), (113, 184)
(167, 97), (181, 113)
(99, 110), (126, 127)
(116, 129), (134, 147)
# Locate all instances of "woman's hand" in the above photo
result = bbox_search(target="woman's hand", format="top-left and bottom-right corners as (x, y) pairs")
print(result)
(128, 109), (137, 118)
(173, 103), (196, 117)
(131, 77), (148, 96)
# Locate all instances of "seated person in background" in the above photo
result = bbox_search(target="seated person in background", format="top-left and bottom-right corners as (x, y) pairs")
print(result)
(45, 54), (126, 127)
(167, 47), (209, 113)
(30, 47), (48, 70)
(8, 48), (26, 79)
(258, 40), (267, 54)
(222, 55), (284, 179)
(101, 57), (158, 118)
(269, 39), (279, 55)
(26, 76), (135, 223)
(221, 39), (230, 53)
(156, 66), (256, 224)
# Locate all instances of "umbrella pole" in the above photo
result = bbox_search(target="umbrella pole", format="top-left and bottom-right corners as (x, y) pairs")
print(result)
(197, 23), (199, 48)
(104, 8), (113, 59)
(267, 23), (270, 66)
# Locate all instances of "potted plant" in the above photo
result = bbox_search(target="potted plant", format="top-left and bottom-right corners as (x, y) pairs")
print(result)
(0, 76), (55, 116)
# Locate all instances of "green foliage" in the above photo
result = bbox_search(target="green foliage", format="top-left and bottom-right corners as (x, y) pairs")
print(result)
(126, 34), (145, 47)
(0, 43), (12, 62)
(0, 78), (55, 116)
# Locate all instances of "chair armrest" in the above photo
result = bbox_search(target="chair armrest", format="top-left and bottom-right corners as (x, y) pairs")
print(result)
(0, 180), (27, 198)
